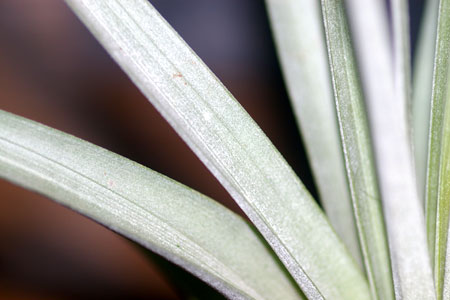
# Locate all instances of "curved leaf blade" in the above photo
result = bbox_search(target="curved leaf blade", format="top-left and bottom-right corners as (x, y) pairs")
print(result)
(0, 109), (303, 300)
(345, 0), (436, 298)
(265, 0), (361, 266)
(321, 1), (393, 299)
(63, 0), (371, 298)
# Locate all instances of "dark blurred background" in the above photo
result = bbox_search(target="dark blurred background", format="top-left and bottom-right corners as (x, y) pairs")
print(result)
(0, 1), (425, 299)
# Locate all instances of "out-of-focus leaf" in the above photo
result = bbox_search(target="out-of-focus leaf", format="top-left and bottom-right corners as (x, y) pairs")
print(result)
(412, 0), (439, 201)
(345, 0), (436, 298)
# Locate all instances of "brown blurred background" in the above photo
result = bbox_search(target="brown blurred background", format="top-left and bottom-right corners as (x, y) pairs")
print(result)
(0, 1), (424, 299)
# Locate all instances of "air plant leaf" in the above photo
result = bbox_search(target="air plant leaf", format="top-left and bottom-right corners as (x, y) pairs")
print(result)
(320, 1), (393, 299)
(442, 72), (450, 300)
(265, 0), (361, 266)
(413, 0), (439, 200)
(390, 0), (412, 144)
(0, 109), (302, 300)
(345, 0), (436, 298)
(426, 0), (450, 298)
(63, 0), (371, 298)
(442, 68), (450, 300)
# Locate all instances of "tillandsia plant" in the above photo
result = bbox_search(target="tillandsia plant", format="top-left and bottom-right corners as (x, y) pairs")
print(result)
(0, 0), (449, 299)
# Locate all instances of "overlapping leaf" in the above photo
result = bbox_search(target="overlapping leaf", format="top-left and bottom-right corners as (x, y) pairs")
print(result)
(63, 0), (370, 298)
(265, 0), (360, 265)
(321, 1), (393, 298)
(345, 0), (436, 298)
(413, 0), (439, 199)
(0, 109), (301, 300)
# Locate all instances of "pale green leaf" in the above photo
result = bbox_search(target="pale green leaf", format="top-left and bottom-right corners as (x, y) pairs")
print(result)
(426, 0), (450, 298)
(321, 1), (393, 299)
(63, 0), (370, 298)
(442, 71), (450, 300)
(391, 0), (412, 146)
(0, 109), (302, 300)
(413, 0), (439, 201)
(345, 0), (436, 298)
(264, 0), (360, 266)
(442, 68), (450, 300)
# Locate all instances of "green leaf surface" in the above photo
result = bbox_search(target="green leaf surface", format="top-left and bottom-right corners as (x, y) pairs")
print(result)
(63, 0), (371, 298)
(0, 109), (301, 300)
(264, 0), (360, 266)
(441, 66), (450, 300)
(426, 0), (450, 298)
(413, 0), (439, 201)
(345, 0), (436, 299)
(320, 1), (393, 299)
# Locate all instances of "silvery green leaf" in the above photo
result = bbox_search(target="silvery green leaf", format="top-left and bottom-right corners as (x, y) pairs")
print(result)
(264, 0), (360, 265)
(413, 0), (439, 203)
(426, 0), (450, 298)
(321, 1), (393, 299)
(391, 0), (412, 145)
(345, 0), (436, 298)
(0, 109), (302, 300)
(63, 0), (371, 298)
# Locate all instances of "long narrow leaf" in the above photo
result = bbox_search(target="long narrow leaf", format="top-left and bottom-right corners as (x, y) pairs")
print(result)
(264, 0), (360, 265)
(63, 0), (371, 298)
(413, 0), (439, 201)
(442, 63), (450, 300)
(321, 1), (393, 299)
(427, 0), (450, 298)
(391, 0), (412, 145)
(442, 66), (450, 300)
(345, 0), (436, 299)
(0, 109), (302, 300)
